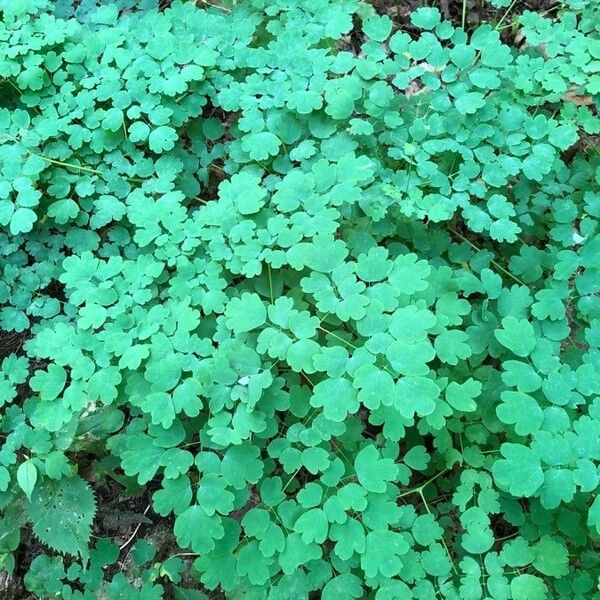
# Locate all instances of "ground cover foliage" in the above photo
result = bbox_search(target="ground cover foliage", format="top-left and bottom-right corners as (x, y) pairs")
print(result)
(0, 0), (599, 597)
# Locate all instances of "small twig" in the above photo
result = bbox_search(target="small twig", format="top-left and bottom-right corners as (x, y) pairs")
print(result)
(495, 0), (520, 31)
(495, 530), (520, 543)
(119, 504), (151, 551)
(198, 0), (231, 13)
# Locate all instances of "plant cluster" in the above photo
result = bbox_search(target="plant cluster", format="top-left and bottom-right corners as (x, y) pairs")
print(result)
(0, 0), (599, 598)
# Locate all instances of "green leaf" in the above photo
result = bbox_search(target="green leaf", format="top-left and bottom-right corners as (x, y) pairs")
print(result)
(492, 444), (544, 497)
(434, 329), (472, 365)
(129, 121), (150, 143)
(197, 474), (234, 516)
(388, 253), (431, 295)
(121, 435), (163, 485)
(361, 530), (409, 577)
(278, 532), (322, 574)
(355, 445), (398, 493)
(445, 378), (481, 412)
(174, 506), (224, 554)
(362, 15), (392, 41)
(497, 391), (543, 436)
(403, 446), (430, 471)
(225, 293), (267, 333)
(353, 365), (395, 410)
(460, 507), (493, 554)
(153, 476), (192, 517)
(412, 513), (443, 546)
(27, 477), (96, 558)
(149, 126), (177, 153)
(494, 317), (536, 357)
(29, 365), (67, 401)
(510, 574), (548, 600)
(410, 7), (441, 29)
(44, 451), (71, 480)
(322, 574), (363, 600)
(221, 444), (264, 489)
(288, 235), (349, 273)
(356, 247), (393, 282)
(395, 376), (440, 418)
(294, 508), (329, 544)
(455, 92), (486, 115)
(173, 587), (209, 600)
(501, 360), (542, 393)
(241, 132), (281, 161)
(17, 461), (37, 500)
(10, 207), (36, 234)
(311, 378), (359, 421)
(588, 496), (600, 535)
(532, 536), (569, 577)
(141, 392), (176, 429)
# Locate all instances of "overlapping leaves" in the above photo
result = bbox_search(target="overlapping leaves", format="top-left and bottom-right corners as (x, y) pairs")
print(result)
(0, 0), (599, 598)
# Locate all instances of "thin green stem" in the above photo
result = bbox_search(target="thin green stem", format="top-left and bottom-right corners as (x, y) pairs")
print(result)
(461, 0), (468, 30)
(495, 0), (519, 31)
(268, 264), (274, 305)
(398, 467), (450, 498)
(317, 326), (359, 350)
(417, 488), (458, 575)
(418, 489), (431, 514)
(448, 226), (527, 287)
(281, 406), (320, 493)
(28, 151), (145, 183)
(495, 530), (520, 543)
(300, 371), (314, 388)
(31, 153), (104, 176)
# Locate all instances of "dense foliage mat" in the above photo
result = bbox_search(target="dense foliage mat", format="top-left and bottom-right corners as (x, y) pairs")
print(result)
(0, 0), (599, 597)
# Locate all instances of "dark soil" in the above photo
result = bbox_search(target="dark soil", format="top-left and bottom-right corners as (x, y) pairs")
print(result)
(370, 0), (559, 29)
